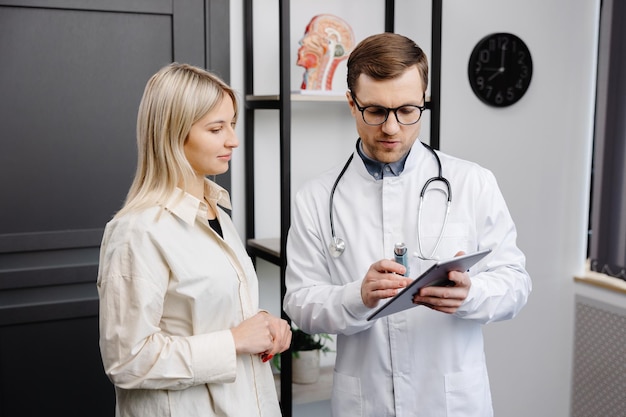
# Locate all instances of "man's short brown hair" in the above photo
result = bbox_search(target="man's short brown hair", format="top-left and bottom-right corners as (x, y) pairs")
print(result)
(347, 33), (429, 94)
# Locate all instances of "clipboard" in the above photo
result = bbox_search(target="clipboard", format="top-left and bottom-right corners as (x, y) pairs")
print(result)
(366, 248), (492, 321)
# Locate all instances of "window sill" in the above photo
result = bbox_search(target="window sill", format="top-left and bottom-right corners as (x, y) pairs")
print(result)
(574, 263), (626, 295)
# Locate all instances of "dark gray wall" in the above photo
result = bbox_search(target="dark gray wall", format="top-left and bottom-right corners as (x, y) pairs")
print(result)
(0, 1), (230, 415)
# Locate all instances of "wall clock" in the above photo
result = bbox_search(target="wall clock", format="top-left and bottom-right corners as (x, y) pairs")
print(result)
(468, 32), (533, 107)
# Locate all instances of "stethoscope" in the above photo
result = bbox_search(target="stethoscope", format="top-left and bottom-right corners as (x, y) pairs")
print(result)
(328, 141), (452, 260)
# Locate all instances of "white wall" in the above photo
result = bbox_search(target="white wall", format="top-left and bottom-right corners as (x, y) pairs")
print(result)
(422, 2), (599, 416)
(229, 1), (601, 416)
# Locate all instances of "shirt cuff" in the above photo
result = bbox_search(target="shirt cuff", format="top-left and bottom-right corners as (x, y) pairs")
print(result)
(188, 329), (237, 384)
(455, 277), (483, 317)
(342, 279), (372, 319)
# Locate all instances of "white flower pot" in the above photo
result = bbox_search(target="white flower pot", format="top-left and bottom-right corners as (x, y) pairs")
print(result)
(292, 349), (320, 384)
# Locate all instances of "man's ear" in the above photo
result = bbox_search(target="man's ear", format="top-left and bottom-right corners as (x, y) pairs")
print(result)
(345, 91), (356, 116)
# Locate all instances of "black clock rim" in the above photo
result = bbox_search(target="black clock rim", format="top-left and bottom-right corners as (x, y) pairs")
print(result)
(467, 32), (533, 107)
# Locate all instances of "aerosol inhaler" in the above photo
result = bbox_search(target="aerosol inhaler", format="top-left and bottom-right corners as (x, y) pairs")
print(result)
(394, 242), (409, 276)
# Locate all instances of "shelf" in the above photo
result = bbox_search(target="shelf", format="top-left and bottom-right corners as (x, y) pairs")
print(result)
(274, 365), (333, 405)
(245, 93), (347, 104)
(247, 238), (281, 265)
(246, 93), (432, 104)
(293, 91), (347, 101)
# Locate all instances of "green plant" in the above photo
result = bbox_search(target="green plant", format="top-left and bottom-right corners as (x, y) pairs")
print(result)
(291, 328), (333, 356)
(271, 327), (333, 371)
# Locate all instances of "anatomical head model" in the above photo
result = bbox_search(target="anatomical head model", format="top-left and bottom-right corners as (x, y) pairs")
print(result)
(297, 14), (355, 90)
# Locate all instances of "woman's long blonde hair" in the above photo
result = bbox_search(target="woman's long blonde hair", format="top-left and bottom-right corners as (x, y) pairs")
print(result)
(116, 63), (237, 217)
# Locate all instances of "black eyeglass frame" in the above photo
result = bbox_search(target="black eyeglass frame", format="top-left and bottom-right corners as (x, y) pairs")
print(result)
(350, 91), (426, 126)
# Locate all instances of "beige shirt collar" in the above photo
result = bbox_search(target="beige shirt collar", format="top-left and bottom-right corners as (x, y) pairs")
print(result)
(163, 179), (232, 226)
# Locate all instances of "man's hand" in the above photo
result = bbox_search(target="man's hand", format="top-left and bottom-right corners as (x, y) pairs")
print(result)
(361, 259), (413, 308)
(412, 251), (471, 314)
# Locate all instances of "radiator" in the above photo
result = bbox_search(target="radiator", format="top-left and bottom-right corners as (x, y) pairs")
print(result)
(571, 295), (626, 417)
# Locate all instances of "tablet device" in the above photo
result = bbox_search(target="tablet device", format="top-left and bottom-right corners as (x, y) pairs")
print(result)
(366, 248), (492, 321)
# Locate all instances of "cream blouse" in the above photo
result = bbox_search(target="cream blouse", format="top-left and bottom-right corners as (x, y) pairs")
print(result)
(97, 180), (280, 417)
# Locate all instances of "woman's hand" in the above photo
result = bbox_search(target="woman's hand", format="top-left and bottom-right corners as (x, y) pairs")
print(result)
(231, 312), (292, 360)
(263, 312), (292, 360)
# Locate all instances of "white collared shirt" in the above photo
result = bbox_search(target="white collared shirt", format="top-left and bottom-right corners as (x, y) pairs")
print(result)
(98, 180), (280, 417)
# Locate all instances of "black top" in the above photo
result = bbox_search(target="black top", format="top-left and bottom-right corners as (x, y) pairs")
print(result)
(208, 218), (223, 239)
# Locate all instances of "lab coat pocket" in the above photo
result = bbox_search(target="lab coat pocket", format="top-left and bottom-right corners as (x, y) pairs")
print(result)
(444, 367), (493, 417)
(418, 222), (470, 259)
(331, 371), (363, 417)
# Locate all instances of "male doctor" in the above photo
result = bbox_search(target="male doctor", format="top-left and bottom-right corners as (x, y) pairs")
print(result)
(284, 33), (532, 417)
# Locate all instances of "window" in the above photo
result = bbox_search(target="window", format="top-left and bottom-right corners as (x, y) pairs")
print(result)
(588, 0), (626, 281)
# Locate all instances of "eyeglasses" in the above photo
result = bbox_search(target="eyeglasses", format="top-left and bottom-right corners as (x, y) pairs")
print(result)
(350, 92), (426, 126)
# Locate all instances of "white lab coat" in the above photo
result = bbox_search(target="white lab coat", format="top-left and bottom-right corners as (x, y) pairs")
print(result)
(284, 140), (531, 417)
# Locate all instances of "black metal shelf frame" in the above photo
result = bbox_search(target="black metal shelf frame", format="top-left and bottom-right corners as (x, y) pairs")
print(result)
(242, 1), (441, 415)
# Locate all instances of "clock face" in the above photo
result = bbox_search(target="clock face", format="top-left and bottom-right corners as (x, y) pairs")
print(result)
(468, 32), (532, 107)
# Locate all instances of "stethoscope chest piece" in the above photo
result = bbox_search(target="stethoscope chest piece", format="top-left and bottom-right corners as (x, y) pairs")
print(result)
(329, 237), (346, 258)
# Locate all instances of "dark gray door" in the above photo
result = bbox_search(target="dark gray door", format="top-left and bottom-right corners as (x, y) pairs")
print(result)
(0, 1), (230, 415)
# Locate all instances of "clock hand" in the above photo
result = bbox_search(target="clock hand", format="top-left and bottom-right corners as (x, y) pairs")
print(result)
(488, 68), (504, 81)
(487, 46), (507, 81)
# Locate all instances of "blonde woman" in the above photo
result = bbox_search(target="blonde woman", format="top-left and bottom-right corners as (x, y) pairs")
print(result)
(98, 63), (290, 417)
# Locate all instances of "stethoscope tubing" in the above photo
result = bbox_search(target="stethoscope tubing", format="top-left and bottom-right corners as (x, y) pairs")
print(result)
(329, 153), (354, 240)
(328, 140), (451, 259)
